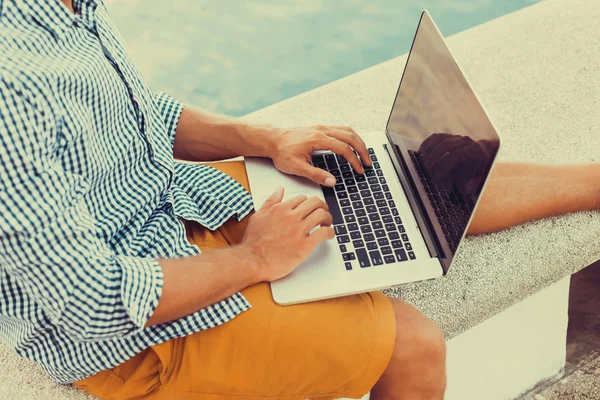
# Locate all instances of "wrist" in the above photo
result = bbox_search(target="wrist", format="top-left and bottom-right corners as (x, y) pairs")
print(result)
(248, 125), (283, 159)
(230, 243), (266, 285)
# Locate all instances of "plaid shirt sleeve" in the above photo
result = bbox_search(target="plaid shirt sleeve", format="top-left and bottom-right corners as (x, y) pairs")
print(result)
(153, 91), (185, 148)
(0, 76), (164, 343)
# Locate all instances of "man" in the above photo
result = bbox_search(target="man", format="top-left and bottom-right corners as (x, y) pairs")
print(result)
(0, 1), (598, 399)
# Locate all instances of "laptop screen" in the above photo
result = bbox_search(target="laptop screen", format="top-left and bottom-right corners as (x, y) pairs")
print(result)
(385, 11), (500, 271)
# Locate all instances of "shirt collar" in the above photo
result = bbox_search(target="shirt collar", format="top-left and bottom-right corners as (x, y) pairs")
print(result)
(18, 0), (97, 39)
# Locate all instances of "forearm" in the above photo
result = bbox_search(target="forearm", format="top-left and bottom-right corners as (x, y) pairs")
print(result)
(146, 245), (261, 327)
(173, 105), (280, 161)
(468, 162), (600, 235)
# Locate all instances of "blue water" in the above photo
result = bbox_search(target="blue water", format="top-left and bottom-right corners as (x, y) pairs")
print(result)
(106, 0), (540, 116)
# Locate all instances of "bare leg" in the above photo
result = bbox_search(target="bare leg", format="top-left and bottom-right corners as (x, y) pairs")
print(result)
(370, 299), (447, 400)
(468, 163), (600, 235)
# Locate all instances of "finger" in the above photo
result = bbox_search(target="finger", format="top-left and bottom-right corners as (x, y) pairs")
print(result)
(281, 194), (308, 210)
(294, 196), (329, 219)
(260, 186), (284, 212)
(307, 225), (336, 248)
(294, 161), (337, 186)
(302, 208), (333, 234)
(319, 138), (364, 174)
(324, 129), (372, 168)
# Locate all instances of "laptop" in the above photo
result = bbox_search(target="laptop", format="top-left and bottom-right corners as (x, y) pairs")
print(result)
(245, 11), (501, 305)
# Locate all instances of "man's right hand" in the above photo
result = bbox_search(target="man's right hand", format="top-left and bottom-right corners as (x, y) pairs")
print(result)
(241, 186), (335, 283)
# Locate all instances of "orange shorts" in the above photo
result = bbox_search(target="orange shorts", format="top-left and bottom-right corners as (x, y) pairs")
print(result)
(74, 161), (396, 400)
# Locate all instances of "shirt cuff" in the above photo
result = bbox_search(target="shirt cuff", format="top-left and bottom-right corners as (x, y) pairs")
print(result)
(119, 256), (164, 330)
(154, 91), (185, 148)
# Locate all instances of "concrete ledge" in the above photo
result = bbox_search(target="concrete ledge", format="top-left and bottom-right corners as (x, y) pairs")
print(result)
(1, 0), (598, 398)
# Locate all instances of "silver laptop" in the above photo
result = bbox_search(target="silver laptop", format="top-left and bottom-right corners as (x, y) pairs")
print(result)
(245, 11), (502, 305)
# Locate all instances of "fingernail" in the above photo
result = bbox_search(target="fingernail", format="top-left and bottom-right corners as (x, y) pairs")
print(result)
(324, 177), (336, 186)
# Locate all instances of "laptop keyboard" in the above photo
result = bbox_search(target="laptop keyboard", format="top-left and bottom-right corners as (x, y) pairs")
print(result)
(312, 148), (416, 271)
(409, 150), (472, 252)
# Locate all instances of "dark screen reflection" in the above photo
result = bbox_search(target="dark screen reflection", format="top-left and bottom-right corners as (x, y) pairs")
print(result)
(385, 12), (500, 269)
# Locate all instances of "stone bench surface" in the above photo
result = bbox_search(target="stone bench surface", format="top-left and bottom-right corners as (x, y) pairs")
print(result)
(1, 0), (599, 398)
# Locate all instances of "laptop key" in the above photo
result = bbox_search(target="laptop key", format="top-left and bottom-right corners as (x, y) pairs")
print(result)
(380, 207), (390, 215)
(356, 209), (366, 217)
(312, 155), (324, 164)
(340, 199), (350, 207)
(360, 225), (372, 233)
(374, 192), (384, 199)
(389, 200), (396, 208)
(358, 217), (370, 225)
(321, 186), (343, 224)
(367, 241), (378, 250)
(391, 207), (399, 215)
(353, 240), (365, 248)
(376, 199), (387, 207)
(342, 253), (356, 261)
(364, 233), (375, 242)
(355, 174), (366, 182)
(375, 229), (386, 238)
(325, 154), (337, 168)
(331, 169), (341, 177)
(384, 255), (396, 264)
(350, 193), (361, 201)
(372, 221), (383, 230)
(398, 225), (405, 233)
(373, 162), (380, 169)
(337, 235), (350, 244)
(370, 154), (378, 162)
(364, 197), (374, 205)
(405, 242), (413, 251)
(352, 201), (364, 209)
(366, 205), (377, 213)
(345, 215), (356, 223)
(369, 250), (383, 265)
(350, 231), (361, 240)
(377, 238), (389, 246)
(383, 215), (393, 223)
(345, 262), (353, 271)
(339, 244), (347, 252)
(334, 225), (347, 235)
(389, 231), (400, 240)
(376, 170), (384, 176)
(348, 223), (359, 231)
(340, 164), (351, 172)
(335, 184), (344, 191)
(368, 213), (380, 221)
(342, 207), (353, 215)
(391, 240), (403, 248)
(385, 192), (393, 200)
(342, 171), (353, 179)
(337, 191), (348, 199)
(365, 169), (376, 177)
(360, 190), (372, 197)
(371, 184), (382, 192)
(358, 182), (369, 190)
(408, 251), (416, 260)
(356, 248), (371, 268)
(401, 234), (409, 241)
(384, 223), (396, 231)
(368, 148), (375, 154)
(367, 177), (378, 184)
(348, 186), (358, 194)
(394, 216), (402, 224)
(379, 177), (386, 184)
(395, 248), (408, 262)
(337, 154), (349, 164)
(381, 246), (392, 255)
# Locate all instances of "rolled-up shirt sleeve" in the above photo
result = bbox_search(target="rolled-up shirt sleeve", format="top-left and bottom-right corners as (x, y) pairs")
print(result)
(153, 91), (185, 148)
(0, 78), (163, 342)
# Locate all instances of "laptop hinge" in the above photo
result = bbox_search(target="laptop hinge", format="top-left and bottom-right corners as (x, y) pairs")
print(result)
(382, 143), (444, 263)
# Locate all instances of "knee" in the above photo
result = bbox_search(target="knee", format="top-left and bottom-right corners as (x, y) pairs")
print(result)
(390, 302), (446, 368)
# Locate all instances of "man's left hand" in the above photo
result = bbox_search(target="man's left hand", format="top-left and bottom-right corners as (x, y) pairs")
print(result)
(269, 125), (372, 187)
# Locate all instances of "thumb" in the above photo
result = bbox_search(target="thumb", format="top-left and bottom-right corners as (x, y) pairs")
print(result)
(260, 186), (285, 212)
(297, 162), (337, 187)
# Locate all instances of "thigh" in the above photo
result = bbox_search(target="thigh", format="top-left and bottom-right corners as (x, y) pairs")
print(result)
(156, 282), (396, 400)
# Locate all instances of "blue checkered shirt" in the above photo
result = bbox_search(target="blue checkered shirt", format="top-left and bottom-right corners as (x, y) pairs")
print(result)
(0, 0), (254, 384)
